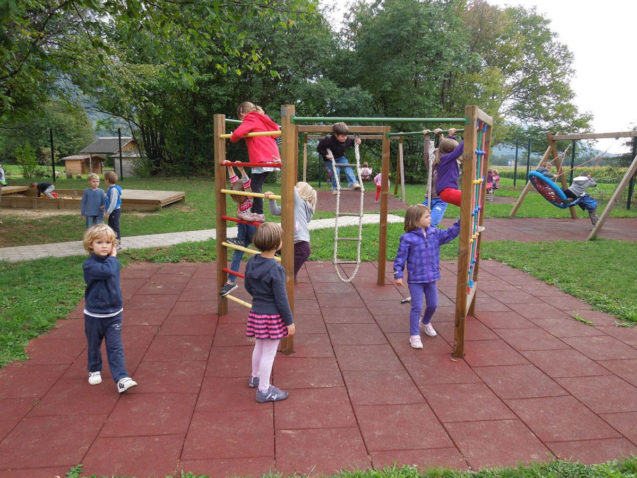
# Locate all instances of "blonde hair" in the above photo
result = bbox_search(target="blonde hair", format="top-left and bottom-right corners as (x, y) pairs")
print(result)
(295, 181), (317, 212)
(83, 224), (118, 253)
(104, 171), (118, 184)
(404, 204), (430, 232)
(87, 173), (99, 182)
(237, 101), (264, 117)
(253, 222), (282, 252)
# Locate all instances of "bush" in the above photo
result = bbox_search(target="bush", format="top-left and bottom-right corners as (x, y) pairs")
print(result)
(14, 144), (38, 179)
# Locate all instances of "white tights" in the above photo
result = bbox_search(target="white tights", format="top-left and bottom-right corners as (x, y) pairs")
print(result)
(251, 339), (280, 392)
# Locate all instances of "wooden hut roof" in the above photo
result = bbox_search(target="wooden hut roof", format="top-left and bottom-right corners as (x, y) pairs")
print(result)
(80, 137), (135, 154)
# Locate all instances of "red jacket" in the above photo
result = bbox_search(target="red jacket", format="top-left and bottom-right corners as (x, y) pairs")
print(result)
(230, 111), (280, 164)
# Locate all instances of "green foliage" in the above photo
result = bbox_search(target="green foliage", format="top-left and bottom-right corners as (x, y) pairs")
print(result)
(14, 143), (38, 178)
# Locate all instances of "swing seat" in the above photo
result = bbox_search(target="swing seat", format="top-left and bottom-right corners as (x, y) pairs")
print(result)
(528, 171), (582, 209)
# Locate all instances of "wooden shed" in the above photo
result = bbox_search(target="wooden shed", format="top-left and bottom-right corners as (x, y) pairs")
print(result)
(62, 154), (107, 175)
(78, 136), (143, 178)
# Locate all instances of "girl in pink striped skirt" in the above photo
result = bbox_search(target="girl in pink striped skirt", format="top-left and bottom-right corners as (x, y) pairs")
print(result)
(245, 223), (296, 403)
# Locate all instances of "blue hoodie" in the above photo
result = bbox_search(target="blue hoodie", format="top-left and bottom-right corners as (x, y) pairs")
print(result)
(83, 254), (123, 316)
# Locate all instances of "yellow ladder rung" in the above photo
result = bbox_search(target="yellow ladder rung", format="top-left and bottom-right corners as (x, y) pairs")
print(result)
(220, 189), (281, 200)
(225, 294), (252, 308)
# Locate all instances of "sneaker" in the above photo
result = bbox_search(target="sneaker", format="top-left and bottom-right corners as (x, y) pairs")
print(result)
(331, 189), (338, 195)
(409, 335), (423, 349)
(117, 377), (138, 394)
(352, 182), (361, 190)
(250, 213), (265, 223)
(237, 209), (257, 222)
(256, 385), (289, 403)
(421, 322), (437, 337)
(249, 376), (259, 388)
(219, 282), (238, 297)
(589, 209), (599, 225)
(88, 371), (102, 385)
(226, 237), (247, 247)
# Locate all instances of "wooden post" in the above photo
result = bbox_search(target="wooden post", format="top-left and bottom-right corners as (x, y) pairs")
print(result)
(588, 154), (637, 240)
(302, 133), (308, 182)
(377, 126), (391, 286)
(214, 114), (228, 316)
(509, 145), (551, 217)
(279, 105), (297, 355)
(548, 133), (578, 219)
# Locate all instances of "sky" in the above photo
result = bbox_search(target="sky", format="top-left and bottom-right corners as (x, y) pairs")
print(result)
(319, 0), (636, 154)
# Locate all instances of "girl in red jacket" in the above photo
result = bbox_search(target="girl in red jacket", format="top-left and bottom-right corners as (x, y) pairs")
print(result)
(230, 102), (281, 222)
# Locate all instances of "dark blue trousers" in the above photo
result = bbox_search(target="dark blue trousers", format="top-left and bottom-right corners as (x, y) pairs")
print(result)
(85, 312), (128, 382)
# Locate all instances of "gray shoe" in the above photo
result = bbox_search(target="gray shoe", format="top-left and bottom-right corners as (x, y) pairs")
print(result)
(249, 376), (259, 388)
(219, 282), (238, 297)
(589, 209), (599, 226)
(256, 385), (289, 403)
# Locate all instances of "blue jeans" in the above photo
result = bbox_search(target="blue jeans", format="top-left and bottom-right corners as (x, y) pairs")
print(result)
(85, 312), (129, 382)
(86, 216), (104, 229)
(228, 223), (256, 282)
(422, 197), (448, 227)
(325, 157), (357, 189)
(407, 282), (438, 336)
(576, 194), (597, 212)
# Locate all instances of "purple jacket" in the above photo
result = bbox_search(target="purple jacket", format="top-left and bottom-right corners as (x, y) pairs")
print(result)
(436, 141), (464, 194)
(393, 220), (460, 283)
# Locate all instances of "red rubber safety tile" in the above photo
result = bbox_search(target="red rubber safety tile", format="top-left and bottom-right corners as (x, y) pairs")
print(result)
(445, 419), (553, 469)
(557, 375), (637, 414)
(170, 299), (217, 316)
(124, 307), (171, 326)
(548, 438), (637, 465)
(293, 298), (322, 315)
(27, 376), (119, 417)
(597, 325), (637, 347)
(101, 393), (197, 436)
(493, 328), (568, 351)
(483, 290), (546, 304)
(0, 466), (72, 478)
(205, 344), (253, 379)
(355, 403), (453, 451)
(561, 335), (637, 361)
(274, 356), (344, 389)
(327, 323), (388, 345)
(386, 331), (453, 356)
(342, 369), (423, 406)
(82, 434), (183, 478)
(120, 277), (148, 298)
(196, 377), (263, 413)
(158, 313), (217, 336)
(41, 318), (84, 339)
(0, 363), (68, 399)
(0, 414), (105, 469)
(291, 332), (335, 358)
(0, 397), (35, 422)
(275, 386), (357, 430)
(25, 337), (85, 364)
(136, 274), (190, 295)
(275, 427), (370, 477)
(506, 395), (621, 442)
(473, 364), (567, 400)
(600, 411), (637, 444)
(333, 344), (404, 371)
(179, 457), (275, 478)
(322, 307), (375, 324)
(371, 448), (469, 471)
(529, 318), (606, 338)
(373, 314), (409, 333)
(131, 360), (206, 394)
(462, 339), (529, 367)
(404, 352), (481, 385)
(292, 313), (327, 333)
(212, 321), (255, 347)
(474, 310), (537, 329)
(521, 349), (610, 378)
(144, 334), (213, 362)
(155, 263), (199, 275)
(182, 408), (273, 460)
(507, 302), (570, 320)
(598, 358), (637, 386)
(421, 382), (516, 423)
(565, 309), (621, 327)
(121, 263), (163, 278)
(125, 293), (180, 310)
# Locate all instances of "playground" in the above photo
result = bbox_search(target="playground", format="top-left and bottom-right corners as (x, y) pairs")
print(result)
(1, 106), (636, 477)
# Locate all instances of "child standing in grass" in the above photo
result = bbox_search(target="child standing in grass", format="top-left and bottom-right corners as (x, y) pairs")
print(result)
(394, 205), (460, 349)
(265, 181), (317, 280)
(82, 224), (137, 393)
(245, 222), (295, 403)
(230, 102), (281, 222)
(81, 173), (106, 228)
(104, 171), (123, 249)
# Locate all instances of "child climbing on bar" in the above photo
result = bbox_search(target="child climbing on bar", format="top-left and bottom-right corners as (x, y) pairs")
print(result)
(393, 204), (460, 349)
(230, 102), (281, 222)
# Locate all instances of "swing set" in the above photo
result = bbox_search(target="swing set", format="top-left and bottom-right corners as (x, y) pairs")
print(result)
(510, 130), (637, 240)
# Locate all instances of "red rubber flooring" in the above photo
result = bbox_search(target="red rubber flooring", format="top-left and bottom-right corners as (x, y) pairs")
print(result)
(1, 252), (637, 477)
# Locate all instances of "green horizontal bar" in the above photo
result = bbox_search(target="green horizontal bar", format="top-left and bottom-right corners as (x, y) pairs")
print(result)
(387, 128), (465, 138)
(291, 116), (467, 124)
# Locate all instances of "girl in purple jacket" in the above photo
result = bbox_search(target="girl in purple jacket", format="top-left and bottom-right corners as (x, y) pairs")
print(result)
(394, 205), (460, 349)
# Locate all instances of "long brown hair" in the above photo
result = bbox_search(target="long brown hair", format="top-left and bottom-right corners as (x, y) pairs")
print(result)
(403, 204), (430, 232)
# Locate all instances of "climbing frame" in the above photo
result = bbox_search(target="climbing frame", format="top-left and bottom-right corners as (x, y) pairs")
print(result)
(453, 105), (493, 359)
